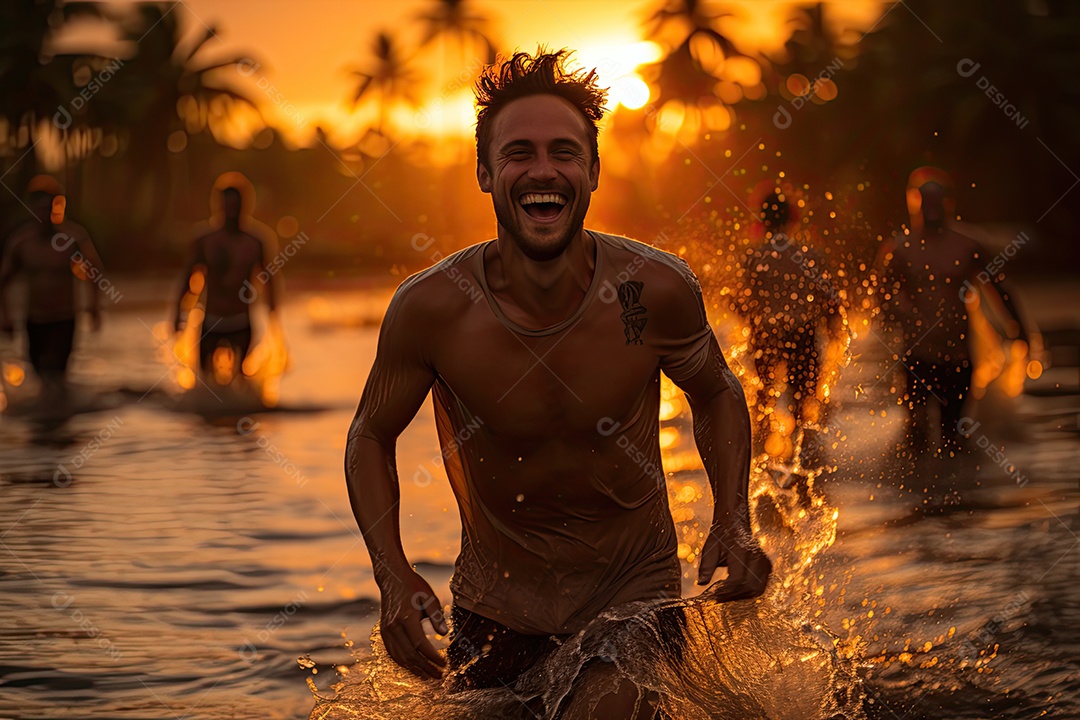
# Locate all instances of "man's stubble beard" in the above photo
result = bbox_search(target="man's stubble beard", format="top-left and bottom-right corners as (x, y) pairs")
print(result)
(492, 194), (590, 263)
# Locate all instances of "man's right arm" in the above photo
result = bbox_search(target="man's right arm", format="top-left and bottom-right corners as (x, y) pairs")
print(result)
(966, 238), (1030, 345)
(71, 225), (105, 331)
(173, 237), (204, 331)
(0, 234), (25, 335)
(344, 283), (448, 679)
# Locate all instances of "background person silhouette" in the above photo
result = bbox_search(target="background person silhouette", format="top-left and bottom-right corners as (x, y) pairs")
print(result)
(880, 168), (1033, 453)
(173, 174), (278, 385)
(740, 186), (844, 465)
(0, 175), (105, 399)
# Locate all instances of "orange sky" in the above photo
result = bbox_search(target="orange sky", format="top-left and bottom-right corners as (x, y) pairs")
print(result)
(64, 1), (885, 146)
(178, 0), (672, 144)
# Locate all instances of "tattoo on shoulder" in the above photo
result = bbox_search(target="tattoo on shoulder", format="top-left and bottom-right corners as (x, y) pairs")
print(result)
(618, 281), (647, 345)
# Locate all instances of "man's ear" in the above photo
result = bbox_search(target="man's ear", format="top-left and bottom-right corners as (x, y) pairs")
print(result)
(589, 156), (600, 192)
(477, 160), (492, 194)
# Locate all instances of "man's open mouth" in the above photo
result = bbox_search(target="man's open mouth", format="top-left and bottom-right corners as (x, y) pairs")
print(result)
(519, 192), (568, 221)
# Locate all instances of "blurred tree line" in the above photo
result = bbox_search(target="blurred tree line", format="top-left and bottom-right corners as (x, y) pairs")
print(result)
(1, 0), (1076, 277)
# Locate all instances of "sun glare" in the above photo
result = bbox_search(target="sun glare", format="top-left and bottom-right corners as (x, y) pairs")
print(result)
(571, 41), (662, 111)
(320, 38), (664, 148)
(397, 91), (477, 139)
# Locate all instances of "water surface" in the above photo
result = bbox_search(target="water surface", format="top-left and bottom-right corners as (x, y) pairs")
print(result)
(0, 280), (1076, 719)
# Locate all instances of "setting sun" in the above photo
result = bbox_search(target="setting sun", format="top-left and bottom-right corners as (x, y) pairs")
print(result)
(570, 40), (662, 110)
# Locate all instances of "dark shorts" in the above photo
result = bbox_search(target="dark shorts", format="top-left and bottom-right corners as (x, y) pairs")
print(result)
(198, 327), (252, 375)
(446, 604), (688, 693)
(26, 318), (75, 380)
(446, 606), (567, 692)
(905, 357), (972, 407)
(905, 357), (973, 442)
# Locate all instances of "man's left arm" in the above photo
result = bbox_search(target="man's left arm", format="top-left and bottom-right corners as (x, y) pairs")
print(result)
(657, 261), (772, 601)
(978, 269), (1029, 344)
(255, 238), (278, 314)
(679, 337), (772, 600)
(73, 227), (104, 331)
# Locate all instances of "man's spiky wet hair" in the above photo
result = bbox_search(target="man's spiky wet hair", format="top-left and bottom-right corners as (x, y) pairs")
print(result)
(475, 48), (608, 168)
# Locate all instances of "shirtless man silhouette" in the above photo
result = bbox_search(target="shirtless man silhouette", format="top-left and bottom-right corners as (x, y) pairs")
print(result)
(172, 184), (276, 381)
(0, 176), (104, 393)
(742, 188), (843, 460)
(881, 172), (1028, 451)
(345, 51), (771, 718)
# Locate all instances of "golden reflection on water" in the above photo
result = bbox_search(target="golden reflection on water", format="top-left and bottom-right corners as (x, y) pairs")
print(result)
(154, 266), (289, 405)
(242, 315), (291, 406)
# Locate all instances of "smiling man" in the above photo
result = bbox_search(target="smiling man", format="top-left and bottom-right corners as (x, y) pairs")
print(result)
(345, 49), (771, 718)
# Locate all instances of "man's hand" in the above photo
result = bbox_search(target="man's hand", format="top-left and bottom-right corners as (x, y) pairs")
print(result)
(378, 569), (449, 679)
(696, 523), (730, 584)
(696, 526), (772, 603)
(0, 315), (13, 340)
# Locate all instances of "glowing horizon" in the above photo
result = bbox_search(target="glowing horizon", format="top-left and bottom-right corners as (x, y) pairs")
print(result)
(50, 0), (887, 150)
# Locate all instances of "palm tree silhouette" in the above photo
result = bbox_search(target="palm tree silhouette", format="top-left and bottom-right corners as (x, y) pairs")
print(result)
(109, 4), (259, 230)
(640, 0), (746, 136)
(822, 0), (1080, 227)
(349, 30), (419, 138)
(117, 5), (259, 146)
(0, 0), (108, 208)
(416, 0), (497, 67)
(412, 0), (500, 235)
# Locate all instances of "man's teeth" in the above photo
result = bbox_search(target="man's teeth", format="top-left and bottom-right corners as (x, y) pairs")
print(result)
(520, 193), (567, 206)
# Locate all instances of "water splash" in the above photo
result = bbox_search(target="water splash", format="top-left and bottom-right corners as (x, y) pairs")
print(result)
(154, 269), (289, 409)
(309, 191), (877, 716)
(308, 405), (862, 718)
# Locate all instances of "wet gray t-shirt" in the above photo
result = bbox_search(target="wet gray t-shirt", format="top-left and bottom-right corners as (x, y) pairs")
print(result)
(355, 230), (735, 635)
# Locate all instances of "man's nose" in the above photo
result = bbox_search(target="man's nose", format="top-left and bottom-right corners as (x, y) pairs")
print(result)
(527, 152), (558, 181)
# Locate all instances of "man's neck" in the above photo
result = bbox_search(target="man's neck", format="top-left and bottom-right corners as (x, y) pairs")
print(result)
(486, 228), (596, 327)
